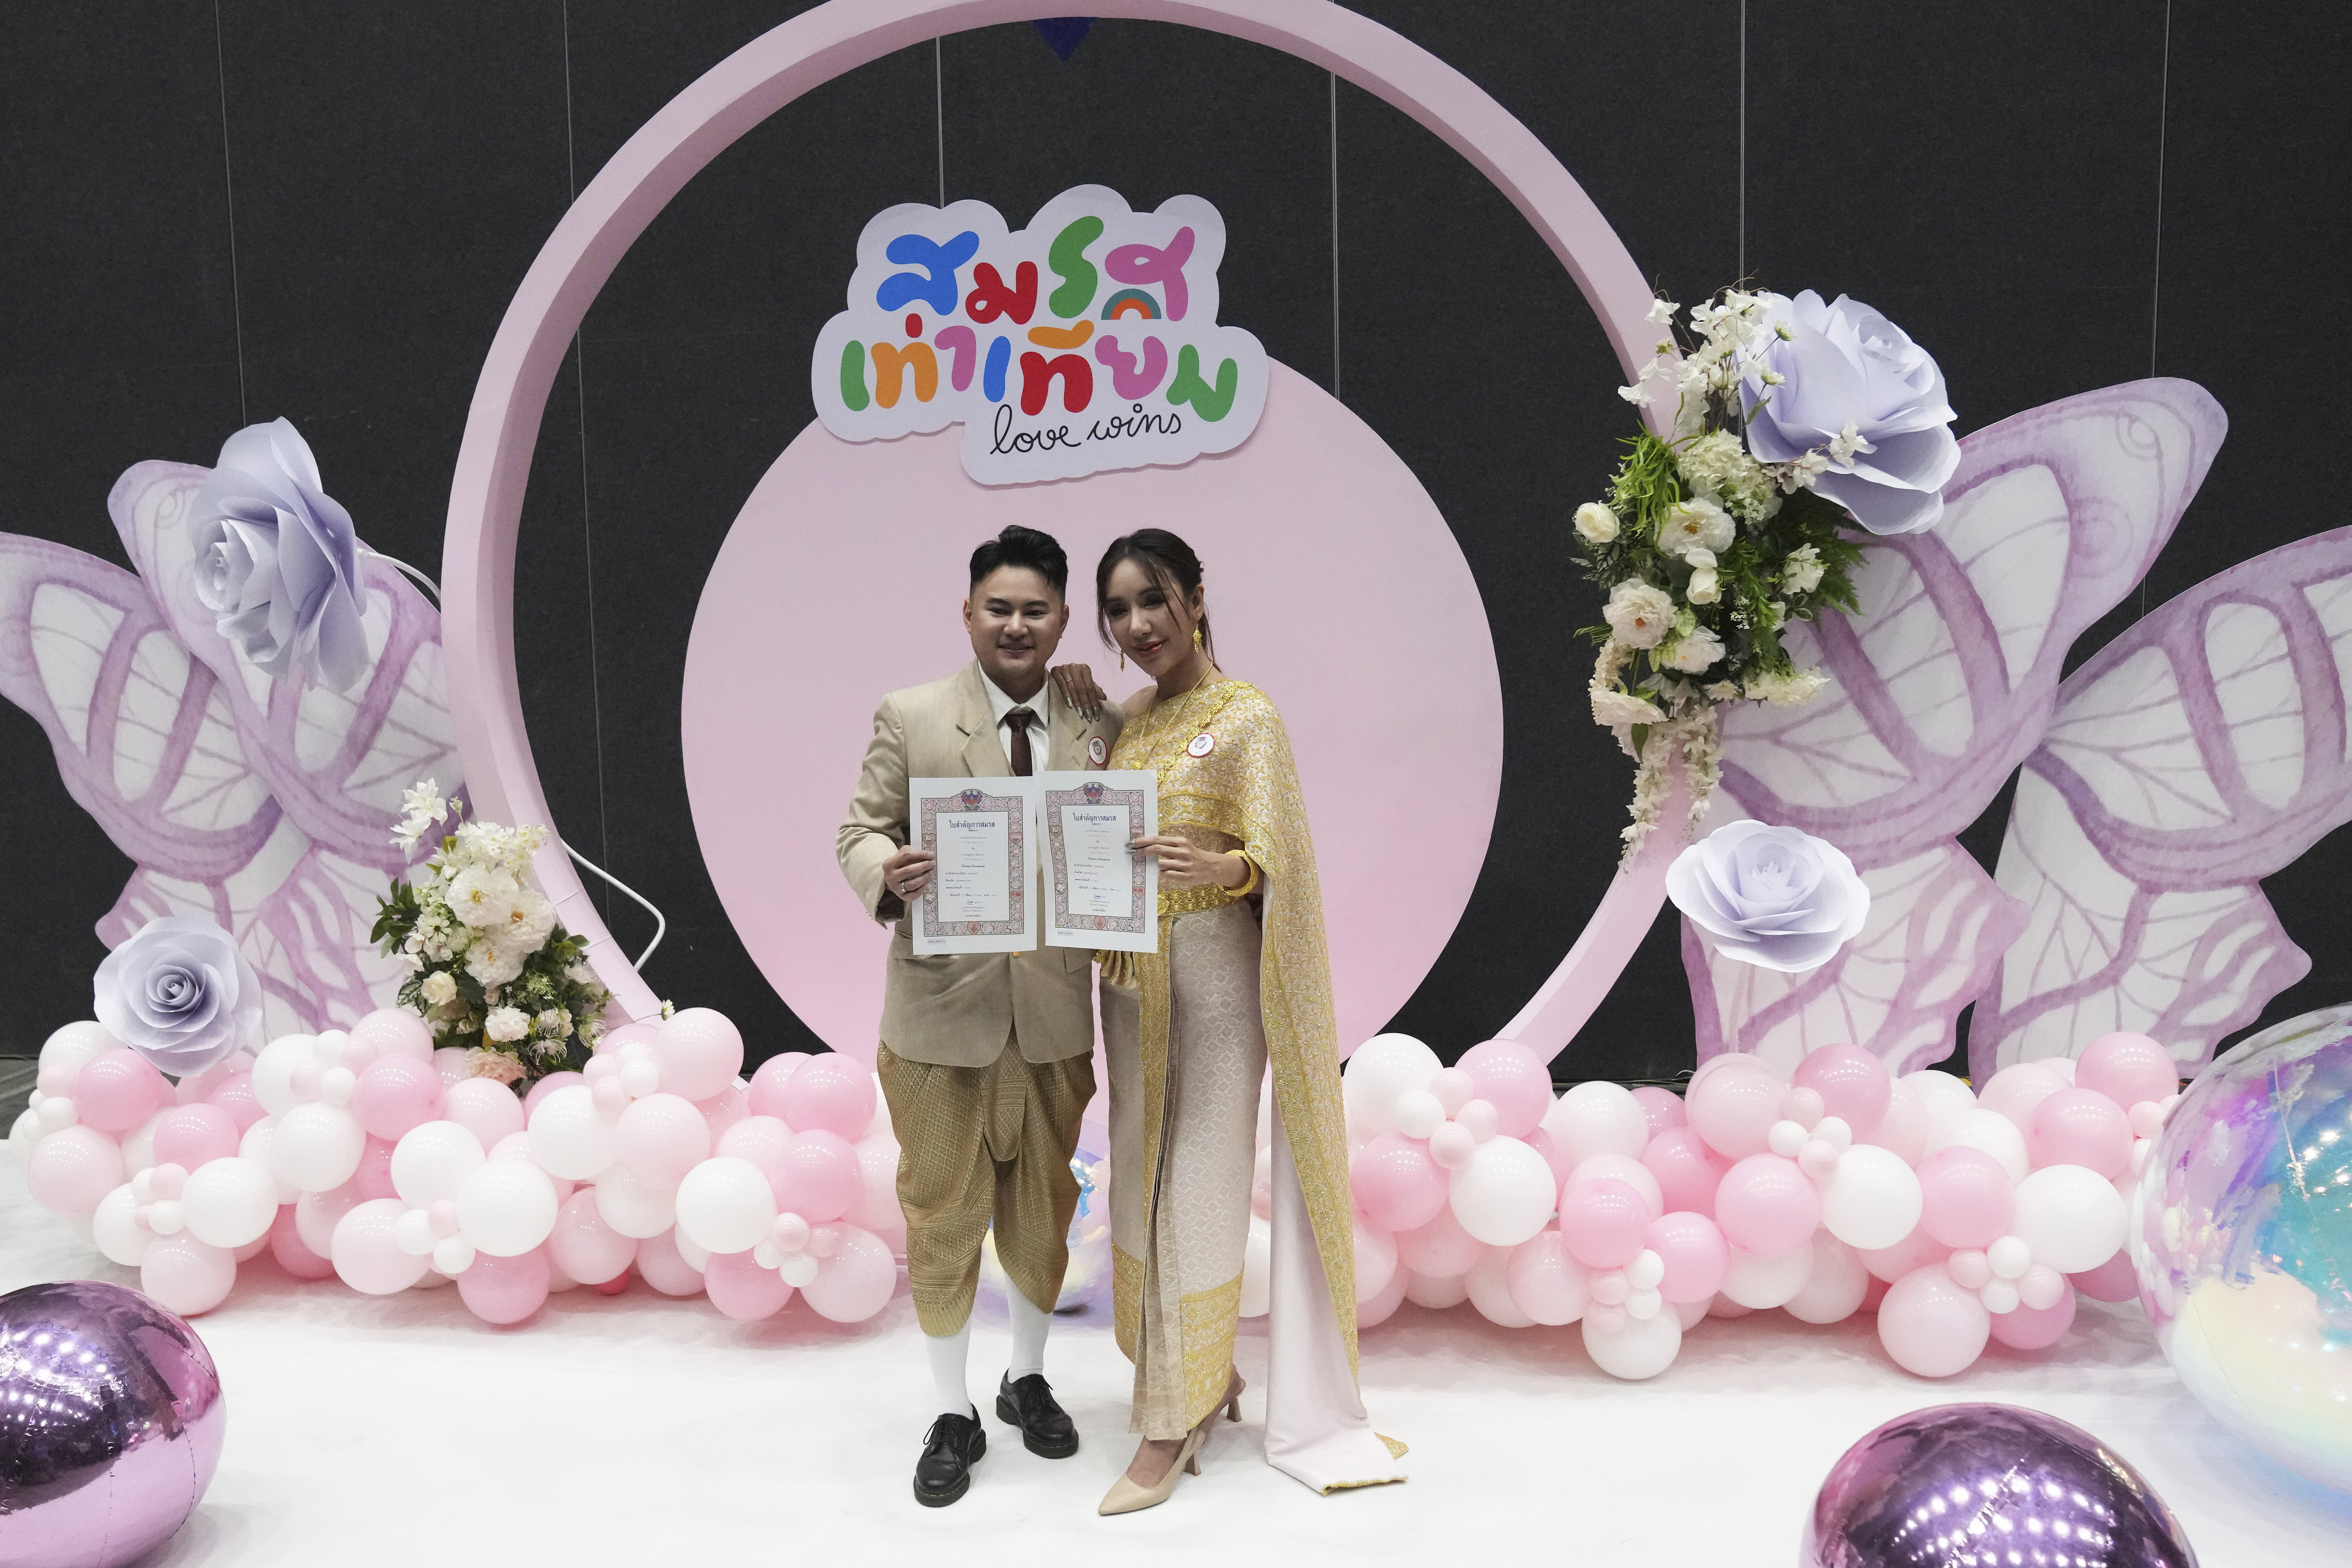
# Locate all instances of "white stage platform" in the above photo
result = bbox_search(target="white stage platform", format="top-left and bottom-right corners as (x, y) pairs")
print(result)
(4, 1164), (2345, 1568)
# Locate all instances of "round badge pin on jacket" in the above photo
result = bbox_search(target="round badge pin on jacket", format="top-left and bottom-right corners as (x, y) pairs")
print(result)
(1089, 735), (1108, 766)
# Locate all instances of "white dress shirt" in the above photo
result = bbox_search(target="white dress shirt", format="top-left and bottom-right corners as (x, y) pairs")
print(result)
(979, 671), (1053, 772)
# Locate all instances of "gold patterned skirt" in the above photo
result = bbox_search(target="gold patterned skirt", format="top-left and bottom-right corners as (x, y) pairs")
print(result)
(1105, 899), (1268, 1440)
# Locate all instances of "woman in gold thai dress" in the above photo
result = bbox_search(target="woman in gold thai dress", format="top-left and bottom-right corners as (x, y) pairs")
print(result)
(1054, 530), (1405, 1516)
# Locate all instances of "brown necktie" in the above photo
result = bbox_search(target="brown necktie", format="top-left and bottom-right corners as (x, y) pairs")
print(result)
(1006, 707), (1036, 776)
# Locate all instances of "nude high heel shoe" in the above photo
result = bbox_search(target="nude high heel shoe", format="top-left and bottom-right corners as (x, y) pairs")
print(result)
(1097, 1374), (1245, 1516)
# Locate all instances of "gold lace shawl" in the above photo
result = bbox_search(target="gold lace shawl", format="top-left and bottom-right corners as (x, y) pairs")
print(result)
(1108, 679), (1361, 1372)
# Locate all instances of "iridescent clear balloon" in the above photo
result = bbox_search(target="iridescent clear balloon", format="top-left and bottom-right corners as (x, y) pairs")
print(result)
(1804, 1403), (2196, 1567)
(0, 1281), (225, 1568)
(2136, 1004), (2352, 1494)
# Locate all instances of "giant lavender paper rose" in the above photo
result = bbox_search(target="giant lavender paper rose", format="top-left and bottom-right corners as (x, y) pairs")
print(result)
(92, 914), (265, 1076)
(1742, 291), (1959, 535)
(190, 417), (369, 691)
(1667, 820), (1870, 973)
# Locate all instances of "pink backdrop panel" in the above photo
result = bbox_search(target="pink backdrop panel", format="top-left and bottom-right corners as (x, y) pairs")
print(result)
(682, 361), (1501, 1063)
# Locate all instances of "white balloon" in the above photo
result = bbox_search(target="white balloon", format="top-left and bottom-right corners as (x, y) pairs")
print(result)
(1903, 1069), (1979, 1131)
(1819, 1143), (1925, 1250)
(1783, 1234), (1869, 1324)
(181, 1156), (279, 1248)
(250, 1035), (316, 1116)
(1856, 1077), (1928, 1166)
(529, 1085), (618, 1180)
(1465, 1247), (1535, 1328)
(1393, 1089), (1445, 1141)
(140, 1234), (237, 1317)
(1340, 1034), (1443, 1136)
(271, 1103), (366, 1192)
(674, 1156), (779, 1255)
(1543, 1081), (1651, 1166)
(1404, 1268), (1471, 1309)
(390, 1120), (486, 1208)
(1238, 1215), (1272, 1317)
(237, 1118), (302, 1203)
(432, 1235), (477, 1275)
(433, 1046), (472, 1084)
(9, 1108), (41, 1177)
(458, 1158), (560, 1256)
(1566, 1154), (1664, 1216)
(1583, 1302), (1683, 1379)
(295, 1184), (360, 1256)
(38, 1020), (115, 1089)
(1922, 1107), (2029, 1183)
(1721, 1244), (1815, 1309)
(673, 1228), (712, 1271)
(118, 1112), (164, 1178)
(1447, 1136), (1555, 1247)
(595, 1164), (679, 1239)
(1352, 1216), (1398, 1303)
(2011, 1165), (2127, 1273)
(92, 1183), (151, 1267)
(394, 1207), (437, 1256)
(846, 1135), (904, 1238)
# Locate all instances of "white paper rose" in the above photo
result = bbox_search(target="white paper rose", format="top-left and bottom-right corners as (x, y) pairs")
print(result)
(1603, 581), (1675, 648)
(92, 914), (265, 1076)
(189, 418), (370, 691)
(1666, 820), (1869, 973)
(1740, 291), (1959, 535)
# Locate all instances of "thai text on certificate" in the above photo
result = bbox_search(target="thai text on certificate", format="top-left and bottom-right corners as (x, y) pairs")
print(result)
(1042, 770), (1156, 952)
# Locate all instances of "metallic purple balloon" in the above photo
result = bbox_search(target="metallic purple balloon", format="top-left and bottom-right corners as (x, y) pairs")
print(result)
(0, 1281), (225, 1568)
(1804, 1403), (2196, 1567)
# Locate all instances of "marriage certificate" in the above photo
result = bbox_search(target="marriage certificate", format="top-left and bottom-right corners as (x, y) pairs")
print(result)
(1040, 770), (1157, 953)
(909, 777), (1042, 955)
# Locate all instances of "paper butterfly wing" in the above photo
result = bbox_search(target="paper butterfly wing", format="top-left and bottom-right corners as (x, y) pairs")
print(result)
(110, 460), (461, 870)
(0, 532), (279, 881)
(1688, 380), (2228, 1073)
(1976, 527), (2352, 1077)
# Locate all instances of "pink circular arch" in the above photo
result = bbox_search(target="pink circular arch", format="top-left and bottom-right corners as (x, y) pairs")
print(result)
(441, 0), (1684, 1059)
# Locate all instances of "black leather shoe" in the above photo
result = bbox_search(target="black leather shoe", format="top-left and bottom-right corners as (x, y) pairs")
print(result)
(913, 1411), (986, 1506)
(995, 1372), (1080, 1459)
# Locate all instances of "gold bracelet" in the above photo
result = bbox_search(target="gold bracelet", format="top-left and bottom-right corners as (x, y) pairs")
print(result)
(1225, 850), (1261, 897)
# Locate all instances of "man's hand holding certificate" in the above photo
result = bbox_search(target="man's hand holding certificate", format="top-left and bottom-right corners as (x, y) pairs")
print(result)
(907, 773), (1158, 955)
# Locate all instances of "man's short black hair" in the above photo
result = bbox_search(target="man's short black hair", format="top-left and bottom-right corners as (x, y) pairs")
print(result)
(968, 524), (1069, 598)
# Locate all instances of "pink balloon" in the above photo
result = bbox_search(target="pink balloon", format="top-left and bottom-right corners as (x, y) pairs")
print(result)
(294, 1182), (361, 1257)
(1860, 1273), (1891, 1314)
(173, 1055), (241, 1105)
(1630, 1085), (1687, 1140)
(443, 1077), (526, 1150)
(2027, 1087), (2132, 1179)
(141, 1233), (237, 1316)
(1916, 1147), (2014, 1249)
(1987, 1289), (2076, 1350)
(350, 1136), (400, 1201)
(704, 1247), (793, 1319)
(151, 1103), (240, 1171)
(267, 1203), (336, 1280)
(205, 1071), (265, 1132)
(350, 1008), (434, 1060)
(1712, 1154), (1820, 1258)
(331, 1198), (430, 1294)
(1503, 1230), (1588, 1325)
(696, 1079), (750, 1138)
(1350, 1133), (1449, 1233)
(1393, 1204), (1486, 1278)
(351, 1054), (446, 1141)
(1646, 1211), (1730, 1303)
(1522, 1127), (1574, 1189)
(779, 1054), (877, 1140)
(634, 1228), (705, 1296)
(715, 1114), (793, 1180)
(614, 1093), (712, 1189)
(1791, 1044), (1891, 1131)
(1558, 1178), (1648, 1269)
(1877, 1265), (1992, 1377)
(548, 1188), (637, 1285)
(1641, 1127), (1730, 1217)
(771, 1130), (862, 1221)
(2076, 1031), (2178, 1109)
(745, 1052), (812, 1121)
(1355, 1259), (1412, 1328)
(654, 1008), (745, 1102)
(1976, 1063), (2066, 1131)
(2070, 1251), (2141, 1303)
(801, 1224), (897, 1321)
(1685, 1056), (1782, 1160)
(26, 1125), (125, 1216)
(459, 1246), (552, 1325)
(523, 1070), (584, 1117)
(1456, 1040), (1553, 1139)
(73, 1047), (171, 1133)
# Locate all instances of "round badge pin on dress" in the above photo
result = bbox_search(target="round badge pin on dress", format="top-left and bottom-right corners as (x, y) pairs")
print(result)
(1187, 732), (1216, 758)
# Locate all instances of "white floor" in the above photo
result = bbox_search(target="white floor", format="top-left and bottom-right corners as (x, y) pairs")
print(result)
(4, 1165), (2346, 1568)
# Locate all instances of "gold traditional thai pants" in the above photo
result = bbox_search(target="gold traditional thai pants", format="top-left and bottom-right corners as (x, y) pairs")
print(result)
(876, 1038), (1095, 1336)
(1107, 900), (1270, 1439)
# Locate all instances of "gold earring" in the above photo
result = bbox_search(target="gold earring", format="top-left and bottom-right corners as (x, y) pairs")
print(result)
(1191, 626), (1203, 650)
(1118, 648), (1126, 669)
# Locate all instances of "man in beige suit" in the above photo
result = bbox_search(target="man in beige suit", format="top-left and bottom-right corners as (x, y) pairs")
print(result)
(839, 524), (1123, 1508)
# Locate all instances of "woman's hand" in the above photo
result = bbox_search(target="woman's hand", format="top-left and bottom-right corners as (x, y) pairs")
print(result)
(1133, 835), (1251, 890)
(1051, 662), (1107, 718)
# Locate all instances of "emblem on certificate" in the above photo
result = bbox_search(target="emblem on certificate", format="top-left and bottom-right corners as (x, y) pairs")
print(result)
(1041, 769), (1158, 953)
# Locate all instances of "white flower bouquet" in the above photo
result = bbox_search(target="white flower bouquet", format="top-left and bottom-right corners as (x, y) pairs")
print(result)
(370, 780), (611, 1085)
(1581, 287), (1958, 855)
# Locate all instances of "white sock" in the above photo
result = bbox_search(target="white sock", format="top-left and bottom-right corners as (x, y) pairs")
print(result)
(926, 1321), (975, 1420)
(1006, 1286), (1052, 1381)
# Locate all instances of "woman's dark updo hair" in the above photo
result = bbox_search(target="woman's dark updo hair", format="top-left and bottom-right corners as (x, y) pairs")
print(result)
(1096, 529), (1212, 662)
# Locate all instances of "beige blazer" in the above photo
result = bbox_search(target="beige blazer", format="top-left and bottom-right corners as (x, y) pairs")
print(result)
(838, 662), (1125, 1067)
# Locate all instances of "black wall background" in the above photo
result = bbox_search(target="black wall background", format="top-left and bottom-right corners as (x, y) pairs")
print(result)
(3, 3), (2347, 1079)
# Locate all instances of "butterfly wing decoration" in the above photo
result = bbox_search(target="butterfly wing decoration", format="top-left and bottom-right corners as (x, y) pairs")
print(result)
(1685, 379), (2228, 1075)
(1973, 526), (2352, 1077)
